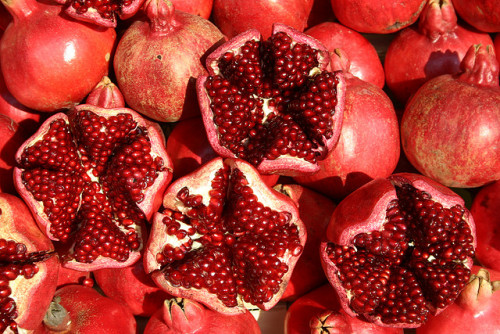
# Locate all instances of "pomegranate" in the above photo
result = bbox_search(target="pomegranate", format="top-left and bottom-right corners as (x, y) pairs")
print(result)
(166, 117), (279, 186)
(417, 266), (500, 333)
(470, 180), (500, 272)
(275, 184), (335, 301)
(35, 285), (136, 334)
(113, 0), (225, 123)
(320, 173), (476, 327)
(144, 157), (307, 314)
(330, 0), (427, 34)
(305, 22), (385, 88)
(56, 264), (92, 288)
(212, 0), (314, 39)
(197, 23), (346, 176)
(285, 284), (403, 334)
(170, 0), (213, 19)
(94, 257), (171, 316)
(0, 193), (59, 333)
(144, 298), (261, 333)
(452, 0), (500, 33)
(0, 115), (26, 194)
(86, 76), (125, 109)
(384, 0), (493, 103)
(295, 49), (400, 200)
(13, 104), (173, 271)
(0, 0), (116, 113)
(53, 0), (145, 28)
(401, 44), (500, 188)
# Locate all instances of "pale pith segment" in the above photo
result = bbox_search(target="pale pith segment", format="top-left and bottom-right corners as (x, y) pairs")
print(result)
(17, 110), (165, 265)
(204, 31), (340, 166)
(326, 184), (475, 325)
(156, 165), (303, 308)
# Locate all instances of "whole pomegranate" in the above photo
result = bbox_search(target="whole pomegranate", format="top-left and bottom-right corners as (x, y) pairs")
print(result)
(305, 22), (385, 88)
(401, 44), (500, 188)
(145, 157), (307, 315)
(197, 23), (346, 176)
(114, 0), (225, 123)
(330, 0), (427, 34)
(452, 0), (500, 33)
(385, 0), (493, 103)
(34, 285), (137, 334)
(321, 173), (476, 327)
(0, 193), (59, 333)
(470, 180), (500, 272)
(212, 0), (314, 39)
(144, 298), (261, 333)
(417, 266), (500, 333)
(295, 49), (400, 200)
(0, 0), (116, 112)
(14, 104), (173, 271)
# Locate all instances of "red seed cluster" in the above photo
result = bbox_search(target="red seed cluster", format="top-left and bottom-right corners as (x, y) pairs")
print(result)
(71, 0), (132, 19)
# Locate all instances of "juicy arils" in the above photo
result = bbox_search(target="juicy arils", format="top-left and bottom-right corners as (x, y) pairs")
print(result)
(14, 105), (173, 271)
(197, 23), (345, 176)
(321, 173), (476, 328)
(145, 157), (306, 314)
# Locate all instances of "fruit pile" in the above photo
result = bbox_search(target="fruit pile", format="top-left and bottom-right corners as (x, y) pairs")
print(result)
(0, 0), (499, 333)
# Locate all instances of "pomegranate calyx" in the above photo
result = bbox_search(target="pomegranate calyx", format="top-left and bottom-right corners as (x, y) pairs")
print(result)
(144, 0), (177, 35)
(86, 76), (125, 109)
(330, 49), (352, 74)
(459, 44), (500, 86)
(1, 0), (39, 21)
(309, 310), (352, 334)
(163, 298), (206, 332)
(457, 268), (500, 311)
(43, 296), (71, 332)
(418, 0), (457, 41)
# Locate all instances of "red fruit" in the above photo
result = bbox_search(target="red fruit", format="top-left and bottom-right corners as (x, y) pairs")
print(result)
(275, 184), (335, 301)
(0, 0), (116, 113)
(86, 76), (126, 109)
(113, 0), (225, 123)
(470, 181), (500, 272)
(295, 49), (400, 200)
(53, 0), (145, 28)
(35, 285), (136, 334)
(212, 0), (314, 39)
(197, 23), (346, 176)
(170, 0), (213, 19)
(452, 0), (500, 33)
(305, 22), (385, 88)
(417, 266), (500, 333)
(13, 104), (173, 271)
(144, 157), (307, 314)
(330, 0), (426, 34)
(285, 284), (403, 334)
(320, 173), (476, 327)
(385, 0), (493, 103)
(144, 298), (261, 333)
(94, 257), (171, 316)
(401, 44), (500, 188)
(0, 193), (59, 333)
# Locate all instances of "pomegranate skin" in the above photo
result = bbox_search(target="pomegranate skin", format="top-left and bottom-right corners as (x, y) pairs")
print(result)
(113, 0), (225, 123)
(384, 0), (493, 103)
(295, 49), (400, 200)
(401, 45), (500, 188)
(470, 181), (500, 272)
(452, 0), (500, 33)
(170, 0), (213, 19)
(0, 115), (24, 194)
(330, 0), (426, 34)
(305, 22), (385, 88)
(0, 0), (116, 112)
(212, 0), (314, 39)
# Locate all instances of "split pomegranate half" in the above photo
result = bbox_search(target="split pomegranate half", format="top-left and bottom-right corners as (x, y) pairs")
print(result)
(320, 173), (476, 328)
(145, 157), (306, 314)
(14, 104), (173, 271)
(197, 23), (345, 176)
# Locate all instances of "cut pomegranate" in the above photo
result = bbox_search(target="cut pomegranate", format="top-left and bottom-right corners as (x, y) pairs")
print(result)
(0, 193), (59, 333)
(145, 157), (306, 314)
(13, 104), (173, 271)
(320, 173), (476, 328)
(197, 23), (345, 176)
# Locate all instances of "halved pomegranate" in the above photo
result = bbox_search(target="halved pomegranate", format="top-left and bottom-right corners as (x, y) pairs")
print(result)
(197, 23), (345, 176)
(13, 104), (173, 271)
(145, 157), (306, 314)
(320, 173), (476, 328)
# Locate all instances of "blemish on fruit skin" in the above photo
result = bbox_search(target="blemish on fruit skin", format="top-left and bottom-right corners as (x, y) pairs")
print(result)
(105, 53), (111, 62)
